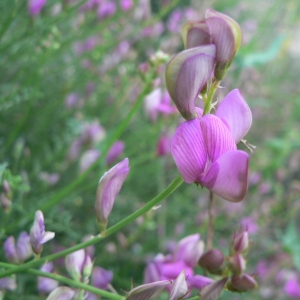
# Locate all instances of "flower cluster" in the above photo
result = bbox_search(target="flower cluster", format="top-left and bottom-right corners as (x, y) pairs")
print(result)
(165, 9), (252, 203)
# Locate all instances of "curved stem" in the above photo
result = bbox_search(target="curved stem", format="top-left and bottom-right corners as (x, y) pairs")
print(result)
(0, 175), (184, 278)
(0, 262), (124, 300)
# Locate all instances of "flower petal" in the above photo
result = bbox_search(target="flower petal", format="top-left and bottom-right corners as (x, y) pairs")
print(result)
(171, 119), (206, 183)
(216, 89), (252, 143)
(200, 114), (236, 163)
(166, 45), (216, 120)
(201, 150), (249, 202)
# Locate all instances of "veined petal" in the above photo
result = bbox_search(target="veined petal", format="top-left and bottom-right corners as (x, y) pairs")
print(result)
(171, 119), (207, 183)
(216, 89), (252, 143)
(201, 150), (249, 202)
(169, 271), (188, 300)
(200, 115), (236, 163)
(166, 45), (216, 120)
(182, 21), (211, 49)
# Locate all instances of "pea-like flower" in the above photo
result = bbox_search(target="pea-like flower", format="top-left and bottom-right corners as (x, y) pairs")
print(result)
(30, 210), (55, 256)
(95, 158), (130, 231)
(171, 90), (251, 202)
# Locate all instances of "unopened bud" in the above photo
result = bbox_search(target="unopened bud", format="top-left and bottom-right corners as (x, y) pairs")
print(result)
(182, 21), (211, 49)
(231, 230), (249, 254)
(227, 274), (258, 293)
(228, 253), (246, 275)
(65, 249), (85, 281)
(198, 248), (224, 275)
(83, 254), (93, 278)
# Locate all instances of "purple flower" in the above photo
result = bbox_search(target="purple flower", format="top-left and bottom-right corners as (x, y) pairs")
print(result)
(156, 134), (172, 157)
(165, 45), (216, 120)
(284, 276), (300, 298)
(91, 266), (113, 290)
(97, 1), (116, 18)
(171, 89), (251, 202)
(0, 276), (17, 291)
(79, 149), (101, 173)
(38, 262), (59, 294)
(106, 141), (125, 165)
(120, 0), (133, 11)
(95, 158), (130, 231)
(28, 0), (47, 16)
(4, 232), (32, 264)
(30, 210), (55, 256)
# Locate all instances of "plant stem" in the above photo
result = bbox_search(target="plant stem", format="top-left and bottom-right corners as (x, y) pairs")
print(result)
(0, 175), (183, 278)
(203, 80), (220, 115)
(206, 191), (216, 250)
(0, 262), (124, 300)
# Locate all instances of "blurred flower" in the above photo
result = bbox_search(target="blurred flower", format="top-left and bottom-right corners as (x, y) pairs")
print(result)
(106, 141), (125, 165)
(144, 88), (177, 122)
(4, 232), (32, 264)
(228, 253), (246, 275)
(231, 228), (249, 254)
(38, 262), (59, 294)
(144, 234), (211, 293)
(65, 92), (80, 108)
(97, 1), (116, 18)
(239, 217), (258, 234)
(165, 45), (216, 120)
(39, 172), (60, 186)
(65, 249), (86, 281)
(0, 276), (17, 291)
(91, 266), (113, 290)
(28, 0), (47, 16)
(30, 210), (55, 256)
(284, 276), (300, 298)
(167, 10), (182, 33)
(95, 158), (130, 231)
(156, 134), (172, 157)
(46, 286), (75, 300)
(79, 149), (101, 173)
(126, 280), (170, 300)
(120, 0), (133, 11)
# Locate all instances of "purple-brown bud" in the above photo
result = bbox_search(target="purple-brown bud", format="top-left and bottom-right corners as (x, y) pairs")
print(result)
(165, 45), (216, 120)
(228, 253), (246, 275)
(198, 248), (224, 275)
(227, 274), (258, 293)
(231, 229), (250, 254)
(205, 9), (242, 80)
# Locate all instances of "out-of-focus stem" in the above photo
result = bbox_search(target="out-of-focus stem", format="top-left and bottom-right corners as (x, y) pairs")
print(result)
(0, 175), (183, 278)
(206, 191), (216, 250)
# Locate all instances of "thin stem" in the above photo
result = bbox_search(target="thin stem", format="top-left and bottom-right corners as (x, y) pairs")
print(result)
(206, 191), (216, 250)
(203, 80), (220, 115)
(0, 262), (124, 300)
(0, 175), (184, 278)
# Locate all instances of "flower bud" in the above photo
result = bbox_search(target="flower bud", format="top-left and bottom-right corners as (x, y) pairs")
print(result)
(30, 210), (55, 256)
(83, 254), (93, 278)
(4, 237), (19, 264)
(228, 253), (246, 275)
(170, 271), (188, 300)
(227, 274), (258, 293)
(125, 280), (170, 300)
(95, 158), (130, 232)
(16, 231), (33, 262)
(200, 277), (228, 300)
(205, 9), (242, 80)
(165, 45), (216, 120)
(198, 248), (224, 275)
(65, 249), (86, 281)
(231, 229), (249, 254)
(46, 286), (75, 300)
(182, 21), (211, 49)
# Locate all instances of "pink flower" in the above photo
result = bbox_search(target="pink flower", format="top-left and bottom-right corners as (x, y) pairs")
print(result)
(106, 141), (125, 165)
(28, 0), (47, 16)
(284, 276), (300, 298)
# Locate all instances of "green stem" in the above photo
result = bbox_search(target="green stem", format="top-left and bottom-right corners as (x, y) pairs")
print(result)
(0, 262), (124, 300)
(203, 80), (220, 115)
(0, 175), (183, 278)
